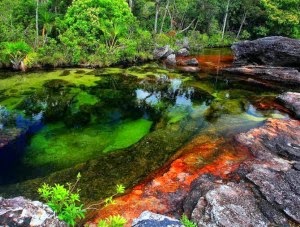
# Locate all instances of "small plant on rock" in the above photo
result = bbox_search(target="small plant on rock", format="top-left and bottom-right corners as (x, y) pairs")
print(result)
(181, 214), (197, 227)
(97, 215), (127, 227)
(38, 173), (85, 226)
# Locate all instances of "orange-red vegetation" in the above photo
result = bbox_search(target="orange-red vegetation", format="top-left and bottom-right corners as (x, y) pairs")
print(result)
(88, 134), (251, 226)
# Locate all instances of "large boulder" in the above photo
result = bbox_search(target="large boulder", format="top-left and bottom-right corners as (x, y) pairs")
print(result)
(277, 92), (300, 119)
(232, 36), (300, 67)
(0, 196), (66, 226)
(132, 211), (183, 227)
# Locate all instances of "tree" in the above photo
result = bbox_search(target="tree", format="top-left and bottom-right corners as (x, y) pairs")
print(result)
(260, 0), (300, 38)
(58, 0), (136, 62)
(0, 41), (31, 70)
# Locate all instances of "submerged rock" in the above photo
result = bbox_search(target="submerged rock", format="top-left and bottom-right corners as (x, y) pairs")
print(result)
(223, 65), (300, 85)
(0, 128), (22, 149)
(277, 92), (300, 119)
(132, 211), (183, 227)
(177, 66), (200, 73)
(0, 196), (66, 226)
(232, 36), (300, 67)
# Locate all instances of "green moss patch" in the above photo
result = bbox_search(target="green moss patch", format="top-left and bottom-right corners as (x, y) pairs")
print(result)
(23, 118), (152, 169)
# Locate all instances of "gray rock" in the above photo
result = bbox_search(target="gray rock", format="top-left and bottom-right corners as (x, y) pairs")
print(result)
(0, 196), (66, 226)
(294, 162), (300, 170)
(247, 168), (300, 223)
(153, 45), (174, 60)
(176, 48), (190, 57)
(184, 175), (282, 227)
(277, 92), (300, 119)
(132, 211), (183, 227)
(222, 65), (300, 85)
(232, 36), (300, 67)
(166, 54), (176, 66)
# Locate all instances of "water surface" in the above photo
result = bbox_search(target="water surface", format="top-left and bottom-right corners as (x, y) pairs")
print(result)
(0, 49), (293, 202)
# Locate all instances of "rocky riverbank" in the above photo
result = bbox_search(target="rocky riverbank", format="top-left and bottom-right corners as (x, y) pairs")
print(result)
(222, 36), (300, 86)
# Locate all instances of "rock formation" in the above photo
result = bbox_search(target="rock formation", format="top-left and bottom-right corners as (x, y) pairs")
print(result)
(0, 196), (66, 226)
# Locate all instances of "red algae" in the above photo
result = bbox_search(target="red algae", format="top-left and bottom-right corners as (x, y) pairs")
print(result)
(88, 134), (252, 226)
(176, 54), (233, 73)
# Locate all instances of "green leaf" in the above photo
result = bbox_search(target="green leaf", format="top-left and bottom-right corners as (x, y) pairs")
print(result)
(116, 184), (125, 194)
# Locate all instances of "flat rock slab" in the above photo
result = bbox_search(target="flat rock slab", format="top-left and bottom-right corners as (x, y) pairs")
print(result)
(0, 196), (66, 226)
(223, 65), (300, 85)
(132, 211), (183, 227)
(277, 92), (300, 119)
(232, 36), (300, 67)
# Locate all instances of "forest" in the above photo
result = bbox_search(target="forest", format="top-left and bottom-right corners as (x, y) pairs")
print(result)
(0, 0), (299, 69)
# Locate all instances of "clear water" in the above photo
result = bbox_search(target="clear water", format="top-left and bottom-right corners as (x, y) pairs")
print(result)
(0, 49), (295, 201)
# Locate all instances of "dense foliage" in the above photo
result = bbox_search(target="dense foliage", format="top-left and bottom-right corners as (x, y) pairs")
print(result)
(0, 0), (299, 68)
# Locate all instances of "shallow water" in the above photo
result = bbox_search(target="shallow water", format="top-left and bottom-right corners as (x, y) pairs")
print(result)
(0, 49), (294, 203)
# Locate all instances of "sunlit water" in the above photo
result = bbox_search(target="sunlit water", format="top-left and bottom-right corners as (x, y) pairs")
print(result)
(0, 49), (295, 202)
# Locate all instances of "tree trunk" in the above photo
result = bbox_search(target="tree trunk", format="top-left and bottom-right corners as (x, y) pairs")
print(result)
(160, 0), (169, 33)
(221, 0), (230, 40)
(128, 0), (133, 11)
(236, 12), (247, 39)
(35, 0), (39, 48)
(154, 0), (160, 34)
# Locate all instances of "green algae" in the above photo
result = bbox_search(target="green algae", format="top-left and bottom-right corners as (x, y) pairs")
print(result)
(24, 118), (152, 170)
(0, 69), (100, 110)
(103, 119), (152, 153)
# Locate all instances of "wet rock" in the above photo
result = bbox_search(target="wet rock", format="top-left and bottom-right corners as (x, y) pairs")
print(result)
(247, 168), (300, 223)
(183, 175), (288, 227)
(232, 36), (300, 67)
(184, 58), (199, 66)
(132, 211), (183, 227)
(166, 54), (176, 66)
(236, 119), (300, 164)
(177, 66), (200, 73)
(176, 48), (190, 57)
(0, 196), (66, 226)
(223, 65), (300, 85)
(153, 45), (174, 60)
(235, 119), (300, 223)
(277, 92), (300, 119)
